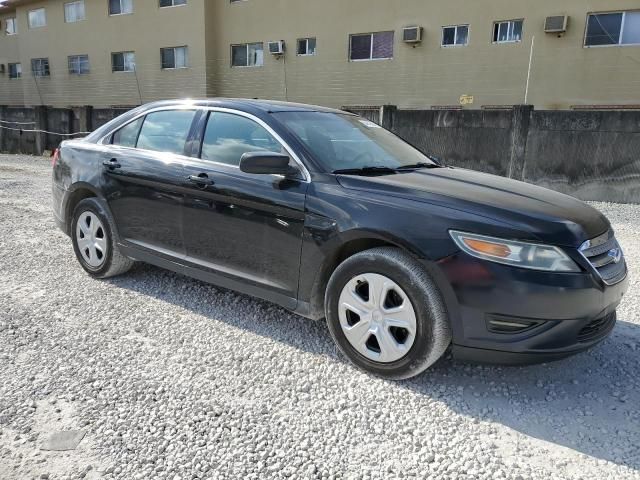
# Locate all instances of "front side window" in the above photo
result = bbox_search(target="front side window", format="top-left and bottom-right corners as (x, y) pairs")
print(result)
(200, 112), (284, 166)
(161, 46), (188, 69)
(160, 0), (186, 6)
(112, 117), (144, 147)
(5, 17), (17, 35)
(112, 51), (136, 72)
(64, 1), (86, 22)
(8, 63), (22, 79)
(585, 11), (640, 46)
(231, 43), (264, 67)
(493, 19), (523, 43)
(28, 8), (47, 28)
(442, 25), (469, 46)
(274, 112), (437, 173)
(109, 0), (133, 15)
(31, 58), (50, 77)
(297, 37), (317, 56)
(349, 32), (394, 61)
(68, 55), (90, 74)
(137, 110), (196, 155)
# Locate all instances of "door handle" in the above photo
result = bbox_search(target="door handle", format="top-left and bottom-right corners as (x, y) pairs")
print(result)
(103, 158), (121, 169)
(188, 174), (214, 186)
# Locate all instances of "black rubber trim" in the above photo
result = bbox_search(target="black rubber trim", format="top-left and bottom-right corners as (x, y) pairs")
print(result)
(451, 343), (599, 366)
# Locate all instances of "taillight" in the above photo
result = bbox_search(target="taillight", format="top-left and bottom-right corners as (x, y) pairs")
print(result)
(52, 148), (59, 167)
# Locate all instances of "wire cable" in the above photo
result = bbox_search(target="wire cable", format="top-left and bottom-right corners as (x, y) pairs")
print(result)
(0, 124), (91, 136)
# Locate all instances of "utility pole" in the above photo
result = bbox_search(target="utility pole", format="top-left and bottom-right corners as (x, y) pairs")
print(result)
(524, 36), (535, 104)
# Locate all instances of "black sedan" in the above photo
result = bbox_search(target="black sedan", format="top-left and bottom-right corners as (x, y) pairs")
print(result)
(52, 99), (628, 379)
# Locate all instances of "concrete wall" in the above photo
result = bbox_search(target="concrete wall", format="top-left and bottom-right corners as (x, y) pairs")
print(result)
(352, 106), (640, 203)
(381, 108), (515, 176)
(0, 106), (37, 153)
(0, 0), (208, 107)
(206, 0), (640, 110)
(525, 111), (640, 203)
(2, 104), (638, 203)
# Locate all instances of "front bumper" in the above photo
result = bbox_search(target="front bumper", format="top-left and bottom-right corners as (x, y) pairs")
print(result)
(431, 252), (628, 365)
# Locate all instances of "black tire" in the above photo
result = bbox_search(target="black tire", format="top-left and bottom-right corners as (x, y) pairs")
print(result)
(71, 197), (135, 279)
(325, 247), (451, 380)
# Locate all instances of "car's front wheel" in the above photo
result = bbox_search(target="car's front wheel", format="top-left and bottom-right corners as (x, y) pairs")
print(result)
(325, 247), (451, 380)
(71, 197), (134, 279)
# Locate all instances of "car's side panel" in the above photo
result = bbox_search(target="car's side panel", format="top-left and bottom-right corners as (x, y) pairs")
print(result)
(181, 158), (308, 304)
(118, 242), (300, 311)
(102, 146), (187, 258)
(295, 177), (529, 321)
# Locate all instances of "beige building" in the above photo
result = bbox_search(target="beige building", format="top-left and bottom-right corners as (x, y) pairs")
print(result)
(1, 0), (639, 109)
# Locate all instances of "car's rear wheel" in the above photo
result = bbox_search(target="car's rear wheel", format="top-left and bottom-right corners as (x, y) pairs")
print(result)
(325, 247), (451, 380)
(71, 198), (134, 279)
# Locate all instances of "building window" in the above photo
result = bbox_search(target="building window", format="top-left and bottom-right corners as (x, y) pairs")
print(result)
(5, 17), (17, 35)
(109, 0), (133, 15)
(442, 25), (469, 46)
(585, 11), (640, 46)
(8, 63), (22, 79)
(160, 0), (186, 6)
(112, 51), (136, 72)
(493, 19), (523, 43)
(68, 55), (90, 74)
(231, 43), (264, 67)
(161, 46), (188, 69)
(31, 58), (50, 77)
(349, 32), (394, 61)
(297, 37), (317, 56)
(64, 1), (86, 22)
(28, 8), (47, 28)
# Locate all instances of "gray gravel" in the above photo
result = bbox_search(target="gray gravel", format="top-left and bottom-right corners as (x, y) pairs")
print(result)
(0, 153), (639, 480)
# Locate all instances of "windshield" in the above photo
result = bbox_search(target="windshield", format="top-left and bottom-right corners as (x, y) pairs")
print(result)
(273, 112), (436, 173)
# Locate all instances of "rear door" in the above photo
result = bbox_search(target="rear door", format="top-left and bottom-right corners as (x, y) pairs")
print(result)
(102, 109), (198, 259)
(181, 110), (309, 305)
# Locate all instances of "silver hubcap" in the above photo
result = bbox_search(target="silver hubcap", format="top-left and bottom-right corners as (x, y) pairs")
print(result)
(75, 212), (108, 268)
(338, 273), (417, 363)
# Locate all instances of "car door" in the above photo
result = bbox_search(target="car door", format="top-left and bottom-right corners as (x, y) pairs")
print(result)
(181, 110), (309, 306)
(102, 108), (198, 258)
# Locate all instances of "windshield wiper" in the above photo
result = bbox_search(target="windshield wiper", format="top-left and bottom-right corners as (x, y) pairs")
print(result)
(332, 166), (397, 176)
(395, 162), (442, 171)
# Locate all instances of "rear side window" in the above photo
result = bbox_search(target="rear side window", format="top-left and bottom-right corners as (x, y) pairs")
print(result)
(136, 110), (196, 155)
(200, 112), (284, 166)
(111, 117), (143, 148)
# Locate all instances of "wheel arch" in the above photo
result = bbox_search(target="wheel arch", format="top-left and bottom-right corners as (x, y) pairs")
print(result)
(304, 230), (428, 320)
(63, 183), (106, 235)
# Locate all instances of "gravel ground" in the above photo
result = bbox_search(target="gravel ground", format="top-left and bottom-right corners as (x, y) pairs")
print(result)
(0, 153), (639, 480)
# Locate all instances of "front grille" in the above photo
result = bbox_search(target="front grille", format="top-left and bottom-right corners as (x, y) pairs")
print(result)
(579, 230), (627, 285)
(577, 311), (617, 343)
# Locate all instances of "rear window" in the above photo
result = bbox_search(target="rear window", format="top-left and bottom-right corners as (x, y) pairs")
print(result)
(111, 117), (143, 148)
(136, 110), (196, 155)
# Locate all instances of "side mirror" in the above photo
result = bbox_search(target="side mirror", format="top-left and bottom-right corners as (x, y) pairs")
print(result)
(239, 151), (296, 176)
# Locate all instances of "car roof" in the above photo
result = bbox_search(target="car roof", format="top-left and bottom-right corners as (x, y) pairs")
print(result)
(83, 98), (354, 145)
(140, 98), (352, 115)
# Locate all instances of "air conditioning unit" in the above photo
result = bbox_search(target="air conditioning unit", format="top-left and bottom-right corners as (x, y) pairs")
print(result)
(268, 40), (285, 55)
(544, 15), (569, 33)
(403, 26), (423, 43)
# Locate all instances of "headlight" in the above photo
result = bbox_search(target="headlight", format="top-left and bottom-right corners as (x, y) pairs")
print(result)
(449, 231), (580, 272)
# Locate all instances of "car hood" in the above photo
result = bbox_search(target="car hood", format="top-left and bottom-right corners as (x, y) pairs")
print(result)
(336, 168), (610, 247)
